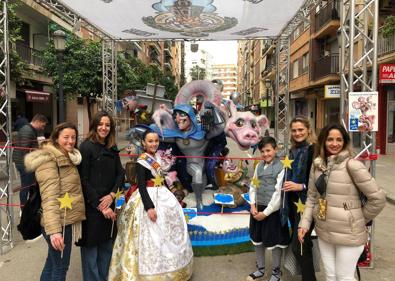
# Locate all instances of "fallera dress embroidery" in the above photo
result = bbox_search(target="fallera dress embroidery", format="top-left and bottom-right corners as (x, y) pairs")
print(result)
(109, 153), (193, 281)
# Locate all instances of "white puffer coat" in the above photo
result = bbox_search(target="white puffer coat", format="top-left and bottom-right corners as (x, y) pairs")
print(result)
(299, 150), (386, 246)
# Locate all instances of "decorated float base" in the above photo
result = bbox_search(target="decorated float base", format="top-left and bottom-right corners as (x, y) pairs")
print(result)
(183, 190), (254, 256)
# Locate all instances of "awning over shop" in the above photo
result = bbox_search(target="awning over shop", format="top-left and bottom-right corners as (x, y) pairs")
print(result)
(25, 90), (51, 103)
(60, 0), (306, 40)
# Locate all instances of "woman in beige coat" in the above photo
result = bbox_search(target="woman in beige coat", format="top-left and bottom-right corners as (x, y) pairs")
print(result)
(298, 124), (385, 281)
(25, 122), (85, 281)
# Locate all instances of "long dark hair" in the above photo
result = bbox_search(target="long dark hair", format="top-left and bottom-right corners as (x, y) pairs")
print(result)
(50, 122), (78, 150)
(316, 123), (352, 159)
(87, 111), (116, 148)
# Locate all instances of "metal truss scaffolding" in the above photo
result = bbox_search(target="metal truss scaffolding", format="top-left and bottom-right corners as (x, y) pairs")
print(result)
(274, 0), (318, 155)
(275, 37), (290, 156)
(339, 0), (378, 268)
(0, 0), (13, 255)
(102, 40), (117, 114)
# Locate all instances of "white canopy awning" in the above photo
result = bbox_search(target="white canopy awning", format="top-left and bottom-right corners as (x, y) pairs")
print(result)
(59, 0), (306, 40)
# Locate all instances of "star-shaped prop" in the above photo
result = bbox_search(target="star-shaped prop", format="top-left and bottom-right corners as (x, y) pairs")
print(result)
(281, 155), (294, 170)
(57, 192), (74, 210)
(114, 189), (123, 200)
(294, 198), (305, 214)
(251, 176), (260, 188)
(153, 174), (164, 187)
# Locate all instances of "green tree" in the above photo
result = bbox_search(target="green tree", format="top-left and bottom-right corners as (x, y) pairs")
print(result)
(42, 34), (102, 120)
(189, 65), (206, 81)
(117, 54), (178, 101)
(2, 2), (30, 86)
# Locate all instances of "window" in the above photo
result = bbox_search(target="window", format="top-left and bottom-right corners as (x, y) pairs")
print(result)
(293, 27), (300, 41)
(292, 60), (299, 79)
(302, 53), (309, 73)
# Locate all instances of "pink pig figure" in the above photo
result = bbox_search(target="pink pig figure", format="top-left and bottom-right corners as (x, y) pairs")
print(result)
(224, 100), (270, 151)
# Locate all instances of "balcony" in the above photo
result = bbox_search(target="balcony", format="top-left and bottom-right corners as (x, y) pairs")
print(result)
(16, 42), (44, 68)
(378, 31), (395, 57)
(313, 0), (340, 35)
(312, 53), (339, 80)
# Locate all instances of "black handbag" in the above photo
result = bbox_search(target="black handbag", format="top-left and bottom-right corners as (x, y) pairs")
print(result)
(315, 173), (327, 195)
(17, 183), (42, 240)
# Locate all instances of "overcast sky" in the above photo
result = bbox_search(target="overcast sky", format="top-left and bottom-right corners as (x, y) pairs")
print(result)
(187, 41), (238, 65)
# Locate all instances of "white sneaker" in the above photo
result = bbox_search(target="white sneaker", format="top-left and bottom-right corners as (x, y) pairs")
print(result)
(25, 234), (43, 243)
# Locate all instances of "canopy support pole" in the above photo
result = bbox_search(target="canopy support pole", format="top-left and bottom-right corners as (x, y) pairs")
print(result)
(339, 0), (379, 268)
(0, 0), (14, 255)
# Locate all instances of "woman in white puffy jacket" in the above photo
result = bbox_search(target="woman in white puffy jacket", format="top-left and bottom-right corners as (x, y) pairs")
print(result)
(298, 124), (386, 281)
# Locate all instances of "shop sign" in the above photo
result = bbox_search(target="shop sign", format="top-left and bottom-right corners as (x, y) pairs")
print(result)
(348, 92), (378, 132)
(260, 99), (272, 107)
(324, 85), (340, 98)
(379, 64), (395, 84)
(25, 90), (50, 103)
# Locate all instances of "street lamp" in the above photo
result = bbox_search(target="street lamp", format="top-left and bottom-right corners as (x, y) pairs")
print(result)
(245, 91), (251, 108)
(53, 30), (66, 123)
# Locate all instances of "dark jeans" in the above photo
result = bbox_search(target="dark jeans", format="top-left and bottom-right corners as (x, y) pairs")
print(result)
(16, 164), (35, 208)
(81, 239), (113, 281)
(40, 225), (72, 281)
(290, 201), (317, 281)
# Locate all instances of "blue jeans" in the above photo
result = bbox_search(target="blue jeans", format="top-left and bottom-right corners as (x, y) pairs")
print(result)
(81, 239), (113, 281)
(40, 226), (72, 281)
(16, 164), (35, 208)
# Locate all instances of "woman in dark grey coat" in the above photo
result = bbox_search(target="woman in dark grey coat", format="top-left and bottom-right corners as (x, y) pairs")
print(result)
(77, 111), (125, 281)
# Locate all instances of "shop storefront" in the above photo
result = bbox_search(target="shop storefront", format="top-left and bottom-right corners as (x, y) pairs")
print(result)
(377, 64), (395, 154)
(12, 87), (54, 137)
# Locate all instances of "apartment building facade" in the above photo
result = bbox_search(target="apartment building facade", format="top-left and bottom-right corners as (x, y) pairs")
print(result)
(13, 0), (76, 136)
(211, 64), (237, 100)
(288, 0), (341, 131)
(185, 44), (214, 82)
(237, 39), (276, 124)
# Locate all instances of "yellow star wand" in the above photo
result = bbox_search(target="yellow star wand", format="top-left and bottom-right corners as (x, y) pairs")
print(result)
(57, 192), (74, 258)
(251, 175), (260, 210)
(111, 189), (124, 238)
(280, 155), (294, 208)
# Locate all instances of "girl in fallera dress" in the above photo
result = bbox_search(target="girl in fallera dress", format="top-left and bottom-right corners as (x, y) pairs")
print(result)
(109, 130), (193, 281)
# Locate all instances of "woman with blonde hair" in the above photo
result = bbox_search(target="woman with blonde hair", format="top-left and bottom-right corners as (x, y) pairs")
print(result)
(282, 116), (317, 280)
(298, 123), (385, 280)
(25, 122), (85, 281)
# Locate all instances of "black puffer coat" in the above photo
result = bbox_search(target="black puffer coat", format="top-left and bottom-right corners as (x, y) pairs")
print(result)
(77, 140), (125, 247)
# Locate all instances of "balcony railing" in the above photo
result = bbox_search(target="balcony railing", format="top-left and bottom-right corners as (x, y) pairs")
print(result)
(378, 31), (395, 57)
(313, 53), (339, 80)
(16, 42), (44, 68)
(314, 0), (340, 32)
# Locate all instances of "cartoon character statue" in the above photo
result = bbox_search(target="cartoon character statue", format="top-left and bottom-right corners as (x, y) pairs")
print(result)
(150, 81), (226, 210)
(224, 100), (270, 151)
(132, 80), (270, 210)
(150, 102), (225, 210)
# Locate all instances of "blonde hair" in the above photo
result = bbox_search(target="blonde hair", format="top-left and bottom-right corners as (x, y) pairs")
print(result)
(289, 116), (316, 148)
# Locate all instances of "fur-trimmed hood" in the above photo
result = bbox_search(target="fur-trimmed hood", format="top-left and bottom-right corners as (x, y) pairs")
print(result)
(24, 143), (82, 172)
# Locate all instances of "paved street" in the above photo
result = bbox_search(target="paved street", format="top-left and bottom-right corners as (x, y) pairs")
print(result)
(1, 134), (395, 280)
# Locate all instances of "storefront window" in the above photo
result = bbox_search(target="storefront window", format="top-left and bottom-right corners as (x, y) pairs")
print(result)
(388, 91), (395, 144)
(324, 99), (339, 124)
